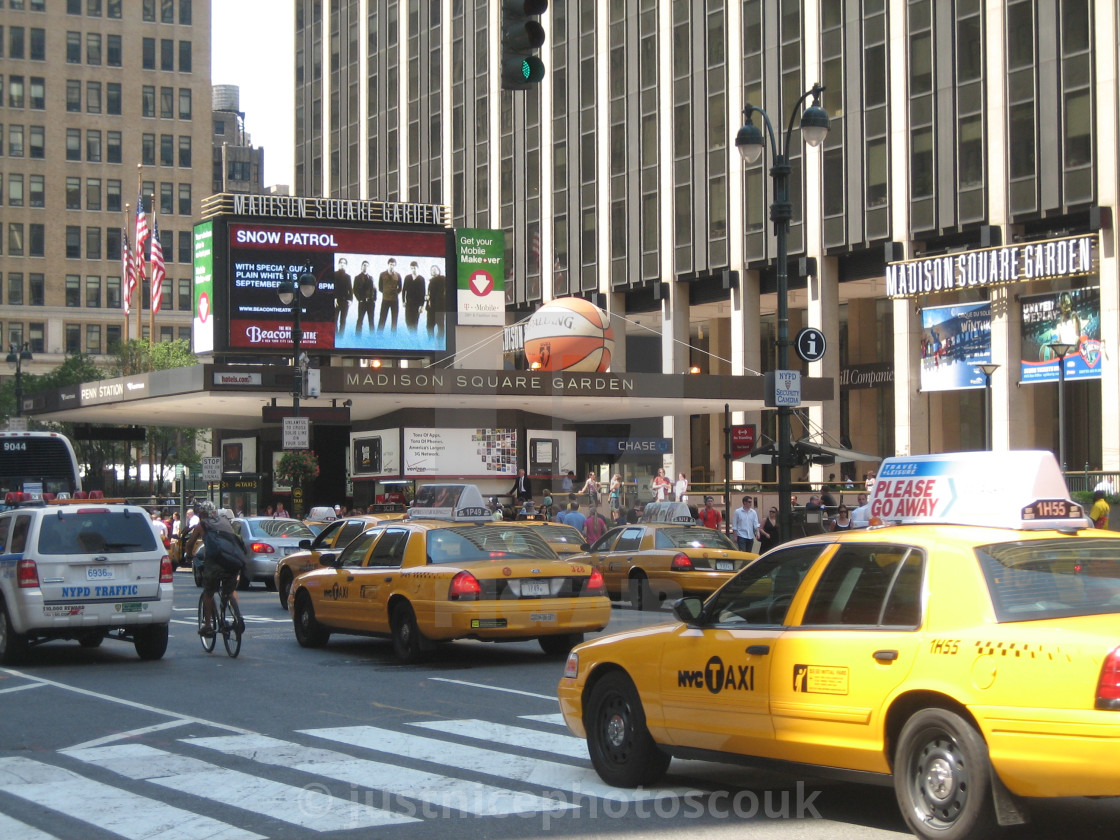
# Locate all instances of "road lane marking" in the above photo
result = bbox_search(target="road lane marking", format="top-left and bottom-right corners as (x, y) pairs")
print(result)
(520, 713), (567, 726)
(0, 756), (263, 840)
(0, 683), (45, 695)
(186, 733), (576, 817)
(62, 743), (414, 831)
(303, 725), (694, 803)
(427, 677), (555, 701)
(0, 811), (59, 840)
(67, 719), (194, 751)
(411, 719), (587, 759)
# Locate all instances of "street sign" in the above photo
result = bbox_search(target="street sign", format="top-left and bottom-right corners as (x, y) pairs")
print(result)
(730, 424), (756, 457)
(795, 327), (827, 363)
(201, 457), (221, 483)
(283, 416), (311, 450)
(765, 370), (802, 407)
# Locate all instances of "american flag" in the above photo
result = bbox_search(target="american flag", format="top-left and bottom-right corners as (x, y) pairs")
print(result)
(122, 227), (134, 314)
(134, 188), (150, 288)
(150, 217), (165, 314)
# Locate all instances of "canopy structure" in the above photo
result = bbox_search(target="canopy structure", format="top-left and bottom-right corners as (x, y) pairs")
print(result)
(736, 438), (883, 466)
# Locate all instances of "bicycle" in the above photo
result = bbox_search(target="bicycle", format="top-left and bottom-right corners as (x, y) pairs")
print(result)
(197, 575), (244, 658)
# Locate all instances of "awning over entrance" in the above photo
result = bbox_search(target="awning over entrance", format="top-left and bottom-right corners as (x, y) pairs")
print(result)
(22, 364), (836, 430)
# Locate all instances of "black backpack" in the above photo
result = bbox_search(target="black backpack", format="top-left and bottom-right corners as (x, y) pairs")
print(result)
(202, 524), (248, 573)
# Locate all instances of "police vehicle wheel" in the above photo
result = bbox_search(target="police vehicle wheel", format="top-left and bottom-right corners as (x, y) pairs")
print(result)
(628, 573), (658, 611)
(391, 602), (426, 664)
(78, 632), (105, 648)
(539, 632), (583, 656)
(0, 598), (29, 665)
(134, 624), (169, 661)
(585, 670), (670, 787)
(278, 570), (293, 609)
(894, 707), (999, 840)
(293, 593), (330, 648)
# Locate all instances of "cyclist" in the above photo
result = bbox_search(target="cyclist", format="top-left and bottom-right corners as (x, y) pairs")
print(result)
(184, 500), (243, 636)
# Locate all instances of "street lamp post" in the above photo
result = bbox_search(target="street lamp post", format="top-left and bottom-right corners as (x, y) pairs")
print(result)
(6, 342), (33, 418)
(1047, 342), (1076, 473)
(277, 269), (317, 418)
(735, 83), (829, 543)
(977, 363), (1000, 451)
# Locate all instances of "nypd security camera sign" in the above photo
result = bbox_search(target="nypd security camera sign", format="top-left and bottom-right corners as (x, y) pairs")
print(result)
(765, 370), (801, 408)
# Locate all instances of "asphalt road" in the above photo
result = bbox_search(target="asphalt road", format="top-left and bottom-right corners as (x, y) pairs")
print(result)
(0, 570), (1117, 840)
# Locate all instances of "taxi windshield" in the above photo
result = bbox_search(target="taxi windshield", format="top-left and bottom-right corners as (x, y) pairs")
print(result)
(657, 527), (738, 551)
(976, 537), (1120, 622)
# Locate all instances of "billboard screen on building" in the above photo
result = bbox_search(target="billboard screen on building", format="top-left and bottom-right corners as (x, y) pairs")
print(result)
(221, 222), (452, 354)
(192, 221), (215, 354)
(1020, 287), (1101, 383)
(919, 301), (992, 392)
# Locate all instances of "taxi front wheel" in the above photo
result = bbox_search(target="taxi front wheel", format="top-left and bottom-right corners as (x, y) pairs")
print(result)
(894, 708), (999, 840)
(391, 603), (428, 664)
(585, 671), (670, 787)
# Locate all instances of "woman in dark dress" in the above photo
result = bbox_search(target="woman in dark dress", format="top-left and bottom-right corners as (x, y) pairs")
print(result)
(757, 505), (780, 554)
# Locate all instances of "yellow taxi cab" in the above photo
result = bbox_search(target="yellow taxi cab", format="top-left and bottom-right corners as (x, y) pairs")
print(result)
(501, 519), (589, 556)
(571, 502), (758, 610)
(275, 514), (398, 608)
(558, 451), (1120, 840)
(288, 484), (611, 661)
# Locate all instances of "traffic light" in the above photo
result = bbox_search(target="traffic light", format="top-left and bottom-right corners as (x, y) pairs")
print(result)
(501, 0), (547, 90)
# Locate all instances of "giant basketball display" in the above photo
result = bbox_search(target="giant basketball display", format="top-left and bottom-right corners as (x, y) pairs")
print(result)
(524, 297), (614, 372)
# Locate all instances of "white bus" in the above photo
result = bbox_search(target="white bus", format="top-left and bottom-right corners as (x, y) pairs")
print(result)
(0, 431), (83, 504)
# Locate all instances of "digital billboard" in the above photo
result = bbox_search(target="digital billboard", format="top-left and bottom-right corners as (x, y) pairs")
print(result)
(192, 221), (214, 354)
(222, 222), (451, 354)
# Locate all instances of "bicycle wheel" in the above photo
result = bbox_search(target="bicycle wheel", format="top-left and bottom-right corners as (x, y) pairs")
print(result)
(221, 596), (243, 658)
(197, 591), (217, 653)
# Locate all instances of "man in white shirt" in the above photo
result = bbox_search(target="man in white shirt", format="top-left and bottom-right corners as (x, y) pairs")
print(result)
(731, 496), (761, 552)
(850, 493), (871, 528)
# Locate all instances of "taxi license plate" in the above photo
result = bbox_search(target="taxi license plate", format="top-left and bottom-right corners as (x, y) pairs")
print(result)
(86, 566), (115, 581)
(522, 581), (549, 597)
(716, 560), (733, 571)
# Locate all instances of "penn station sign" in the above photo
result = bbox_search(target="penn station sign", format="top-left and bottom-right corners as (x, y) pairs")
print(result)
(886, 234), (1096, 299)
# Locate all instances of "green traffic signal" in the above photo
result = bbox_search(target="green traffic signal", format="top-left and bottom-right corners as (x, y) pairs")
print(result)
(501, 0), (548, 90)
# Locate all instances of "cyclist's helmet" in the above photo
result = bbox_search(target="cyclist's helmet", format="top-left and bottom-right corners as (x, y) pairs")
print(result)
(197, 500), (217, 517)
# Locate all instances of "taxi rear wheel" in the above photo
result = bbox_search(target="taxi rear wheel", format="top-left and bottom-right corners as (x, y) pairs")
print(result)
(894, 708), (999, 840)
(391, 603), (427, 664)
(293, 592), (330, 648)
(585, 671), (670, 787)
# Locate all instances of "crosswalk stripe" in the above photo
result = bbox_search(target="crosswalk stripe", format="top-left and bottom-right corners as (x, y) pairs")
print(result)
(0, 811), (60, 840)
(302, 725), (696, 803)
(185, 733), (576, 817)
(0, 756), (262, 840)
(411, 719), (588, 759)
(62, 743), (416, 831)
(520, 712), (568, 726)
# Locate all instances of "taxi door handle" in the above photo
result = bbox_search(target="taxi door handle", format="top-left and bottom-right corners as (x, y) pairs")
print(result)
(383, 576), (393, 582)
(873, 649), (899, 662)
(746, 645), (770, 656)
(346, 575), (355, 581)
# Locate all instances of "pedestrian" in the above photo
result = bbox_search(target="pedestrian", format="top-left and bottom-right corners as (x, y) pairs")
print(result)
(831, 504), (853, 532)
(565, 502), (586, 533)
(757, 505), (780, 553)
(731, 496), (760, 553)
(674, 472), (689, 503)
(510, 468), (533, 502)
(697, 496), (722, 529)
(609, 474), (622, 510)
(541, 488), (554, 519)
(581, 472), (600, 507)
(1091, 490), (1111, 529)
(561, 471), (575, 494)
(651, 467), (672, 502)
(583, 506), (608, 543)
(274, 502), (290, 518)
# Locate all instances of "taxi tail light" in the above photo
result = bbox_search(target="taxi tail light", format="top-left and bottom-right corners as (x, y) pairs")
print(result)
(670, 552), (694, 571)
(250, 542), (275, 554)
(449, 571), (482, 601)
(585, 568), (605, 596)
(17, 559), (40, 588)
(159, 557), (174, 583)
(1095, 647), (1120, 710)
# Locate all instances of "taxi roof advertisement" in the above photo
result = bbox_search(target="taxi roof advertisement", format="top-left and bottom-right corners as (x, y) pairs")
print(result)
(197, 214), (454, 357)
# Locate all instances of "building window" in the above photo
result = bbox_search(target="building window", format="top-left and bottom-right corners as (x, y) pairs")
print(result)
(65, 324), (82, 355)
(67, 79), (81, 111)
(107, 323), (122, 353)
(178, 88), (191, 119)
(179, 41), (191, 73)
(8, 175), (24, 207)
(66, 275), (81, 307)
(142, 85), (155, 117)
(160, 182), (173, 215)
(86, 324), (102, 355)
(29, 125), (44, 158)
(160, 86), (174, 118)
(8, 75), (24, 108)
(177, 183), (191, 215)
(86, 80), (101, 113)
(180, 0), (192, 25)
(86, 275), (101, 307)
(161, 0), (174, 23)
(143, 1), (156, 22)
(107, 179), (121, 212)
(86, 129), (101, 162)
(67, 177), (81, 209)
(142, 37), (155, 70)
(29, 175), (43, 207)
(107, 33), (121, 66)
(178, 277), (191, 310)
(8, 126), (24, 157)
(66, 226), (81, 258)
(160, 134), (173, 166)
(86, 227), (101, 260)
(142, 133), (155, 166)
(86, 32), (101, 65)
(28, 224), (44, 257)
(67, 128), (81, 160)
(30, 28), (46, 61)
(106, 82), (121, 114)
(106, 227), (121, 261)
(86, 178), (101, 210)
(160, 38), (173, 72)
(177, 231), (190, 263)
(28, 77), (44, 110)
(107, 0), (121, 17)
(107, 130), (121, 163)
(8, 224), (25, 256)
(8, 273), (25, 305)
(67, 31), (81, 63)
(178, 135), (191, 167)
(29, 324), (45, 355)
(88, 0), (103, 16)
(29, 274), (44, 306)
(107, 277), (121, 310)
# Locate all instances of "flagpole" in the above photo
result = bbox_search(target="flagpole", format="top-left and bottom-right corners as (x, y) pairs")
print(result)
(148, 211), (154, 345)
(136, 167), (144, 342)
(123, 203), (131, 343)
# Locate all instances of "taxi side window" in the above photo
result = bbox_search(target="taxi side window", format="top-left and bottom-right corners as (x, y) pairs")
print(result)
(314, 519), (346, 547)
(801, 546), (923, 628)
(10, 514), (31, 553)
(614, 527), (644, 553)
(367, 528), (409, 568)
(338, 530), (380, 567)
(708, 545), (824, 626)
(590, 529), (619, 553)
(335, 520), (367, 547)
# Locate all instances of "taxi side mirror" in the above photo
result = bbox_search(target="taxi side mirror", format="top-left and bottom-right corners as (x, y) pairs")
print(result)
(580, 542), (590, 551)
(672, 596), (704, 625)
(319, 552), (338, 567)
(299, 539), (312, 549)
